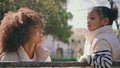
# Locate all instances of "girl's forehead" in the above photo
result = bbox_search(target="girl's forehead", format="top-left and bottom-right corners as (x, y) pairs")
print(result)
(88, 10), (98, 17)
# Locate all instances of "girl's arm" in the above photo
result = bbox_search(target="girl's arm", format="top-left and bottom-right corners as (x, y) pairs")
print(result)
(79, 39), (112, 68)
(87, 50), (112, 68)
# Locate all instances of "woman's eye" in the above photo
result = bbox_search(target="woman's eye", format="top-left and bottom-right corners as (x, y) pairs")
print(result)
(33, 27), (38, 29)
(91, 17), (95, 20)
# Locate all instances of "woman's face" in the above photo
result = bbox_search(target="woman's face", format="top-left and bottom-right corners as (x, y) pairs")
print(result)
(87, 10), (104, 31)
(29, 25), (44, 45)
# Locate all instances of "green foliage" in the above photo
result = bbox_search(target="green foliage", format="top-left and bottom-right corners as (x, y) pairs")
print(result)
(0, 0), (73, 43)
(38, 0), (73, 43)
(0, 0), (9, 20)
(51, 57), (77, 61)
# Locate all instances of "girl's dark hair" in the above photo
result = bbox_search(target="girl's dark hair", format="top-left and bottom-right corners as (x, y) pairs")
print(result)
(92, 6), (118, 25)
(0, 7), (44, 53)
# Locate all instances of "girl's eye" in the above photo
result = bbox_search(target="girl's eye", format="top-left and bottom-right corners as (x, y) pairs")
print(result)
(87, 17), (95, 21)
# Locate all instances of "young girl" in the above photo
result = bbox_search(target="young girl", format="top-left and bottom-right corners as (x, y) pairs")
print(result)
(0, 7), (51, 62)
(78, 6), (120, 68)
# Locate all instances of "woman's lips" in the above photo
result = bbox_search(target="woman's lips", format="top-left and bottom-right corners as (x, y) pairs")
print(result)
(87, 25), (91, 29)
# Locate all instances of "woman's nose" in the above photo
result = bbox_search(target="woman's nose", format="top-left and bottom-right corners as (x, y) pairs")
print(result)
(87, 19), (90, 24)
(39, 29), (43, 33)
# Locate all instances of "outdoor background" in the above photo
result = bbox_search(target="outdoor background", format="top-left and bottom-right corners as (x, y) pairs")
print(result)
(0, 0), (120, 61)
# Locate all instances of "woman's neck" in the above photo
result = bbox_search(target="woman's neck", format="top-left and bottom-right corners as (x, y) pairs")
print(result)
(23, 43), (36, 59)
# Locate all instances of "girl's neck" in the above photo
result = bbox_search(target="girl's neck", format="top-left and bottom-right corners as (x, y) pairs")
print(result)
(23, 43), (36, 59)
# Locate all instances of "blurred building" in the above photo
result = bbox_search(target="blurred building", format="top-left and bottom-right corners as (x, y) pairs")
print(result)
(43, 35), (72, 58)
(69, 28), (88, 60)
(43, 28), (88, 59)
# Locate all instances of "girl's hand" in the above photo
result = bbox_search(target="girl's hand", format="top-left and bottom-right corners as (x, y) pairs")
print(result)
(78, 55), (87, 62)
(78, 55), (88, 68)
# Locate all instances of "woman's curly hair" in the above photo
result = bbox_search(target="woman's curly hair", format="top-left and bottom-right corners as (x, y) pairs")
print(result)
(0, 7), (44, 53)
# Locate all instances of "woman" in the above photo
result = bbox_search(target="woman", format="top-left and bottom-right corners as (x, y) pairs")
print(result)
(0, 7), (51, 62)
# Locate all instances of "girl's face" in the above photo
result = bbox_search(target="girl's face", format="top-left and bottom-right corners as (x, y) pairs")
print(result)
(29, 25), (44, 45)
(87, 9), (104, 31)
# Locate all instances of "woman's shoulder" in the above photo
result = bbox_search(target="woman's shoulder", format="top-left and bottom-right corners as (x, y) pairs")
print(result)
(0, 52), (20, 61)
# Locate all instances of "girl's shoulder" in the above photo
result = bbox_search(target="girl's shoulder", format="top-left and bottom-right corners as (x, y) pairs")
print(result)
(96, 32), (119, 43)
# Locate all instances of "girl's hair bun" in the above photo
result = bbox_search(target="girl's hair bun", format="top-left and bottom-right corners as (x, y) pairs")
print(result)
(110, 7), (118, 21)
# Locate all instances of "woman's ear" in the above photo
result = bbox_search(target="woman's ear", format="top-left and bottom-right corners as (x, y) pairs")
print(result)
(102, 18), (109, 25)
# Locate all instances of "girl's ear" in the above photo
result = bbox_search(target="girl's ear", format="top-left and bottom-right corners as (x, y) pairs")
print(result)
(102, 18), (109, 26)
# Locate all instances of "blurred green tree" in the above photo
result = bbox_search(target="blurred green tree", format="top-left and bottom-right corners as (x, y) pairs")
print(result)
(0, 0), (9, 20)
